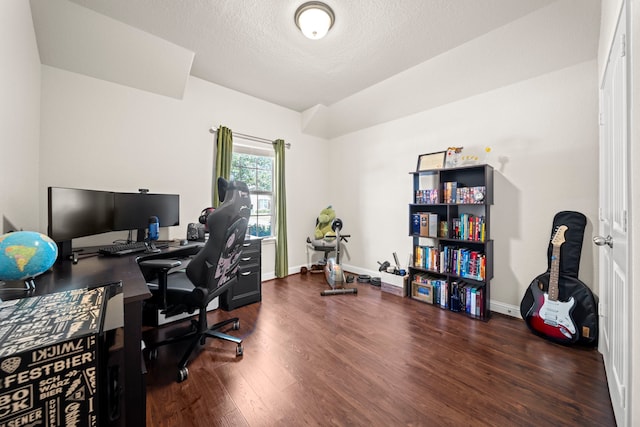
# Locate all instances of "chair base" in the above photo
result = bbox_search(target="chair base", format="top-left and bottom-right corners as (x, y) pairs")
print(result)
(146, 305), (243, 382)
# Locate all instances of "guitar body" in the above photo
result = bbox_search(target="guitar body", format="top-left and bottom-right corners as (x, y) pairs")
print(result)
(524, 279), (578, 343)
(522, 273), (597, 345)
(520, 212), (598, 346)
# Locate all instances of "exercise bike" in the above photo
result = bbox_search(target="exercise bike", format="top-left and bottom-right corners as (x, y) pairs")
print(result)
(321, 218), (357, 296)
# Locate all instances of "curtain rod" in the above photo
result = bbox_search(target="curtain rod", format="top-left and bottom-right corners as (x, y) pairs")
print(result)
(209, 127), (291, 149)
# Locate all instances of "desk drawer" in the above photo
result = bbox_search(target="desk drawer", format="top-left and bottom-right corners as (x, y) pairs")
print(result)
(241, 239), (260, 254)
(239, 252), (259, 266)
(222, 238), (262, 311)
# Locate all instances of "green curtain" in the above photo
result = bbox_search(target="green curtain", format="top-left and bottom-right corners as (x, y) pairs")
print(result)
(273, 139), (288, 278)
(213, 126), (233, 207)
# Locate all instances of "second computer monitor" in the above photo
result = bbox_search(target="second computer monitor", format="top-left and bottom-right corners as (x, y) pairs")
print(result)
(113, 193), (180, 231)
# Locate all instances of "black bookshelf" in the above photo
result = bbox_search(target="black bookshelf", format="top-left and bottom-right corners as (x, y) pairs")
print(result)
(408, 164), (494, 320)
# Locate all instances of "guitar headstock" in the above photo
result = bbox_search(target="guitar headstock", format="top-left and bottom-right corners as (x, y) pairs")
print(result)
(551, 225), (568, 247)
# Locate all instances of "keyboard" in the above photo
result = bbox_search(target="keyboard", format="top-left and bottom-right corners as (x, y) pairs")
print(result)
(99, 242), (168, 256)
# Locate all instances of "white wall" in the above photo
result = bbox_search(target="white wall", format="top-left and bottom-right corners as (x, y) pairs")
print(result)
(0, 0), (41, 233)
(321, 0), (600, 139)
(38, 67), (330, 279)
(330, 60), (599, 316)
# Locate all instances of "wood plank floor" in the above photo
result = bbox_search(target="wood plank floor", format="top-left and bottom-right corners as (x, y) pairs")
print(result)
(144, 273), (616, 426)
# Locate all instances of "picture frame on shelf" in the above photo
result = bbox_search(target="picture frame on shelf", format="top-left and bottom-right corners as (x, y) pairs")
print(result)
(459, 146), (491, 166)
(416, 151), (446, 171)
(444, 147), (464, 168)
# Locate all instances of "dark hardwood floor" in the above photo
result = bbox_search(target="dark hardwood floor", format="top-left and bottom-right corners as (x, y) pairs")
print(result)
(144, 272), (616, 426)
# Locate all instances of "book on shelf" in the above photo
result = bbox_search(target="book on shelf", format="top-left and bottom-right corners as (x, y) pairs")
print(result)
(410, 274), (485, 318)
(450, 280), (463, 312)
(441, 246), (486, 281)
(428, 213), (438, 237)
(419, 213), (429, 236)
(470, 285), (477, 317)
(442, 280), (485, 318)
(439, 221), (448, 238)
(439, 279), (448, 309)
(414, 245), (440, 271)
(416, 212), (439, 237)
(452, 214), (486, 241)
(464, 283), (484, 318)
(442, 182), (458, 203)
(456, 186), (486, 204)
(412, 213), (420, 235)
(415, 189), (439, 204)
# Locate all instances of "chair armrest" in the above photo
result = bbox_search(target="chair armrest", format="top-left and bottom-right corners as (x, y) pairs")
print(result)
(138, 259), (182, 309)
(139, 259), (182, 271)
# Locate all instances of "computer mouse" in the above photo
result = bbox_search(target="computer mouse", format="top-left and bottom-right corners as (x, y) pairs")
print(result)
(180, 239), (189, 246)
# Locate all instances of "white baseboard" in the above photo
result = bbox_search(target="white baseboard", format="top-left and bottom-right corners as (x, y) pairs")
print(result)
(490, 301), (521, 319)
(286, 263), (522, 320)
(282, 264), (378, 281)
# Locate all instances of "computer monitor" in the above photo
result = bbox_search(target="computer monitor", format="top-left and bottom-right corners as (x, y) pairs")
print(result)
(113, 193), (180, 240)
(48, 187), (115, 257)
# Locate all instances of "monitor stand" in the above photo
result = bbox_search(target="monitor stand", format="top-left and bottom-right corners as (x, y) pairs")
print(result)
(137, 228), (160, 253)
(144, 241), (161, 254)
(56, 240), (73, 262)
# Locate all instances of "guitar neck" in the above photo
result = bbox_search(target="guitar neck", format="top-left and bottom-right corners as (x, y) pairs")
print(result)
(549, 245), (561, 301)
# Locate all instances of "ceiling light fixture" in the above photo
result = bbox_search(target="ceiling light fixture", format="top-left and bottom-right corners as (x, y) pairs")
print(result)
(295, 2), (335, 40)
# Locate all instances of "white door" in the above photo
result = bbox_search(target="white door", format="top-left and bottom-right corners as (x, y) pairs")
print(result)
(597, 2), (629, 425)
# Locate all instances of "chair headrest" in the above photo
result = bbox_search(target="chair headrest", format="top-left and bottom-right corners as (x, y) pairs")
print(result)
(217, 178), (250, 203)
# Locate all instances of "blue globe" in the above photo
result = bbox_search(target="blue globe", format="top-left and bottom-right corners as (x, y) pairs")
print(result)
(0, 231), (58, 281)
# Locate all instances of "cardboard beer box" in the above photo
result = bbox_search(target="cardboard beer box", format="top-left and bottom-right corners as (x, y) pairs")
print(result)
(380, 272), (408, 297)
(0, 284), (122, 427)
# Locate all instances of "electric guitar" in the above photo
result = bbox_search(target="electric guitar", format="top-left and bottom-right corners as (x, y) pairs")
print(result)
(524, 225), (579, 343)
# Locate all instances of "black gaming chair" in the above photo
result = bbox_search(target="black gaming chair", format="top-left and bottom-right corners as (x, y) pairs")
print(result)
(138, 179), (251, 382)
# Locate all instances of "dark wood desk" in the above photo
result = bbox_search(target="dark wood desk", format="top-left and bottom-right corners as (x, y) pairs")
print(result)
(27, 251), (152, 426)
(0, 243), (205, 426)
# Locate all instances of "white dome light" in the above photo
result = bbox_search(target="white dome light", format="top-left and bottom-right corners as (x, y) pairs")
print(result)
(295, 2), (335, 40)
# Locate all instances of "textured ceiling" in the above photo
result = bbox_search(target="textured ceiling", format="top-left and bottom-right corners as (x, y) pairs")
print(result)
(64, 0), (557, 112)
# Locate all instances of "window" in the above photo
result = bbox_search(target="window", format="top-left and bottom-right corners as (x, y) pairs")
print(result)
(231, 145), (274, 237)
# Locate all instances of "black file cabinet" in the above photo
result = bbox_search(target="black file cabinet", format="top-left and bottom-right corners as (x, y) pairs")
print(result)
(222, 237), (262, 311)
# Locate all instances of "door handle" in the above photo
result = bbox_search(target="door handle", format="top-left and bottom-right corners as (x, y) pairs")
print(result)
(593, 235), (613, 248)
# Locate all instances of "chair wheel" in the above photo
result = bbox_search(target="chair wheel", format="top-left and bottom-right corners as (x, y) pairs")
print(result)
(148, 349), (158, 361)
(178, 367), (189, 382)
(236, 344), (243, 357)
(233, 320), (240, 330)
(200, 336), (206, 345)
